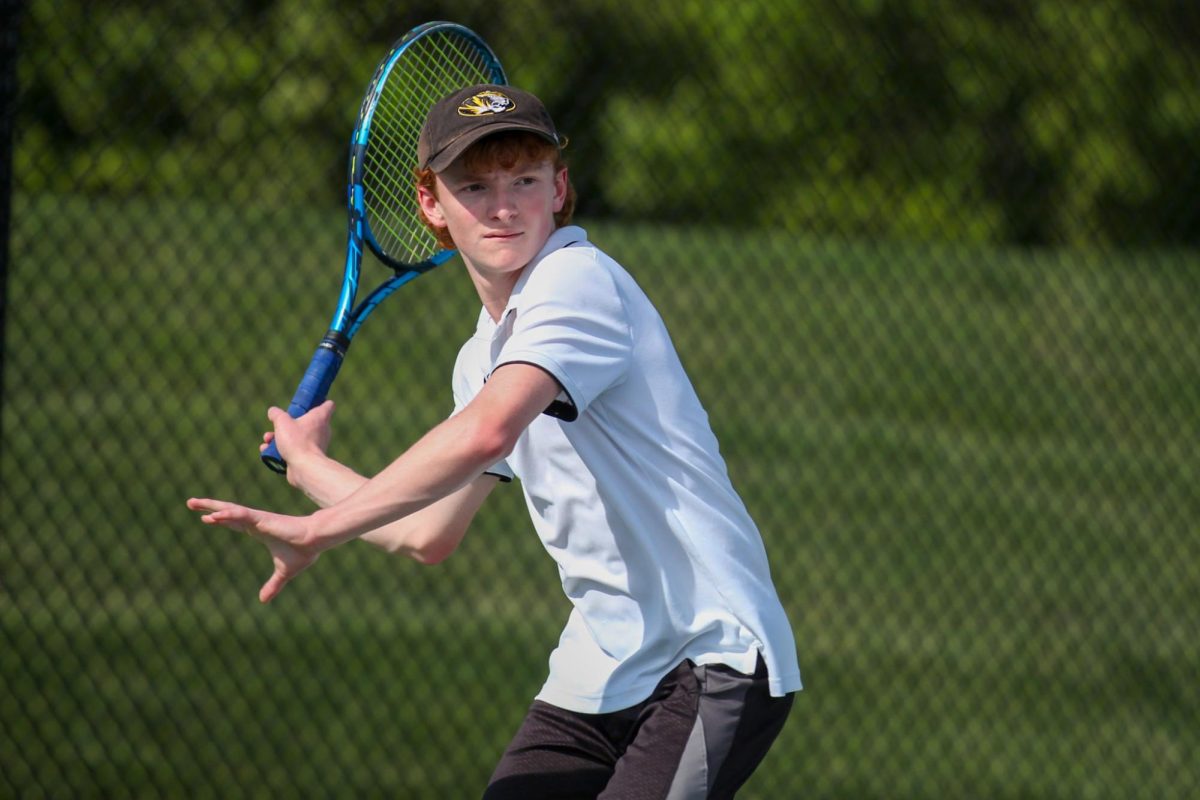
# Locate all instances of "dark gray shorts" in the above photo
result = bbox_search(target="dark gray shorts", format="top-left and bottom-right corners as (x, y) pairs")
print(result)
(483, 654), (794, 799)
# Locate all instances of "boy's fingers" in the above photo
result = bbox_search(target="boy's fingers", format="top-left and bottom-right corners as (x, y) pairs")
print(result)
(260, 570), (288, 604)
(187, 498), (238, 518)
(186, 499), (256, 535)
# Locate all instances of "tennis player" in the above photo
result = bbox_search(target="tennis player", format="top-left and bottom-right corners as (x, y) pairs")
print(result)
(189, 84), (801, 798)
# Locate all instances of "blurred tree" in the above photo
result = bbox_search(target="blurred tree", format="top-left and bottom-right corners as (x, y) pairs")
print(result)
(14, 0), (1200, 244)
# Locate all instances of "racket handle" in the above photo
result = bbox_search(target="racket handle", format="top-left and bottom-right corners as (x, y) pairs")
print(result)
(261, 332), (349, 474)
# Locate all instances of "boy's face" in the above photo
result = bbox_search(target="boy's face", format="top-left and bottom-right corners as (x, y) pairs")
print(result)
(418, 156), (568, 280)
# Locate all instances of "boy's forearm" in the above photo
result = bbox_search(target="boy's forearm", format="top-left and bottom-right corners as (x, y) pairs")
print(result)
(306, 412), (503, 550)
(286, 442), (477, 558)
(285, 453), (410, 553)
(285, 452), (368, 508)
(296, 363), (558, 553)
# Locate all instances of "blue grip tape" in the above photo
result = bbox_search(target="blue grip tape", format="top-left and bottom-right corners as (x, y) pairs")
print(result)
(261, 335), (347, 474)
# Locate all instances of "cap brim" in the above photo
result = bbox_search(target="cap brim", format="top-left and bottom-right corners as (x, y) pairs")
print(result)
(426, 123), (560, 172)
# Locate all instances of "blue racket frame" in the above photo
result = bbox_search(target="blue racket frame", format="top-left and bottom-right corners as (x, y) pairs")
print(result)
(262, 21), (506, 473)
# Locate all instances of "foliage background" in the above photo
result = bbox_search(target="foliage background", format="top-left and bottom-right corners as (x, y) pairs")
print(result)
(3, 0), (1198, 797)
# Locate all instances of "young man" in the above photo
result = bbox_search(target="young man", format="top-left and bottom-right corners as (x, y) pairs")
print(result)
(188, 84), (801, 798)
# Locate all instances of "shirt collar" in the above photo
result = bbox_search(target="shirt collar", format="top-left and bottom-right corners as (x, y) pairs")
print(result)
(509, 225), (588, 307)
(473, 225), (589, 337)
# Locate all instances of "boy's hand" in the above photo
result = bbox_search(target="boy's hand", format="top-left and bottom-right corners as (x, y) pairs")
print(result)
(260, 400), (335, 469)
(186, 498), (321, 603)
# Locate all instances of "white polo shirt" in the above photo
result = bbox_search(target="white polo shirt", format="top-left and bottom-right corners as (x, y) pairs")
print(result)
(451, 225), (802, 713)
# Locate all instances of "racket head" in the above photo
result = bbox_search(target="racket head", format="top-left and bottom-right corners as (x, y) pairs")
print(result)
(354, 22), (507, 272)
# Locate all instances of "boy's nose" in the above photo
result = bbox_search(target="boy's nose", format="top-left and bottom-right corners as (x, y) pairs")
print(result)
(492, 192), (518, 220)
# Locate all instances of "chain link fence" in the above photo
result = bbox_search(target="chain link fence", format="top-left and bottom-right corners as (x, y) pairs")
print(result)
(3, 1), (1198, 797)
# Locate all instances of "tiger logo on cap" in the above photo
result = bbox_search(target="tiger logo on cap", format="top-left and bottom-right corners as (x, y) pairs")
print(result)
(458, 90), (515, 117)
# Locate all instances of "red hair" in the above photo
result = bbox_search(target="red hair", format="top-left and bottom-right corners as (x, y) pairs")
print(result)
(415, 131), (576, 250)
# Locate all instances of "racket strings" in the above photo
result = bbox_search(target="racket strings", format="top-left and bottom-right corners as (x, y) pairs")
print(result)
(361, 31), (502, 265)
(368, 41), (489, 233)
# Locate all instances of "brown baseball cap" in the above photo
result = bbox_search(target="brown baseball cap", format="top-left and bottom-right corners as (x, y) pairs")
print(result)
(417, 84), (562, 172)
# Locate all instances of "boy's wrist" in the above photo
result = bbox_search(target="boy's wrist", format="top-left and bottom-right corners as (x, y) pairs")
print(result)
(303, 506), (339, 551)
(283, 449), (330, 491)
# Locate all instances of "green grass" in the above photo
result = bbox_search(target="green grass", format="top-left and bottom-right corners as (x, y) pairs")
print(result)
(3, 194), (1199, 797)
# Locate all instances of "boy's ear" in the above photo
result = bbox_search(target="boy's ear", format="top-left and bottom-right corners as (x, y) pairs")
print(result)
(553, 166), (569, 214)
(417, 184), (445, 226)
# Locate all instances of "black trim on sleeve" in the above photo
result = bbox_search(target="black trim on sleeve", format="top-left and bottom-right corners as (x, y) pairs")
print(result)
(542, 398), (578, 422)
(484, 470), (514, 484)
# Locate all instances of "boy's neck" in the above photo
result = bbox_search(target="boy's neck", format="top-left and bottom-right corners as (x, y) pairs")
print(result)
(465, 261), (526, 323)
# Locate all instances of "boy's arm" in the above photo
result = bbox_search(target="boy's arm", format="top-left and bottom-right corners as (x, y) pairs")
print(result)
(307, 362), (556, 542)
(188, 362), (560, 601)
(285, 448), (500, 564)
(251, 398), (497, 563)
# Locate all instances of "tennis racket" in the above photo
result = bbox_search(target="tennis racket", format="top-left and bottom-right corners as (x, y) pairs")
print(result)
(262, 21), (506, 473)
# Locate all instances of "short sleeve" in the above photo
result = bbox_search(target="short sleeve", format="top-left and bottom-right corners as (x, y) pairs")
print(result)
(494, 249), (632, 416)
